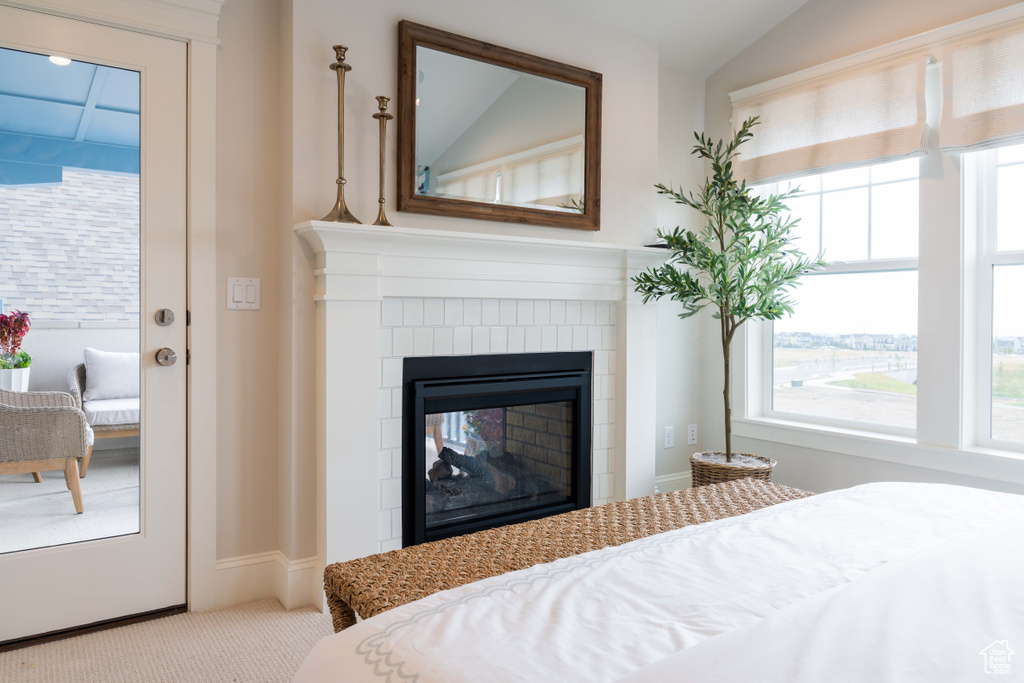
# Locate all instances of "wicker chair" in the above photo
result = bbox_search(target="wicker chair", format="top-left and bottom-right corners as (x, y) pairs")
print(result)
(68, 363), (140, 477)
(0, 388), (91, 513)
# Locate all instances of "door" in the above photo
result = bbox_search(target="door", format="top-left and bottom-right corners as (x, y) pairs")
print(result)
(0, 5), (186, 642)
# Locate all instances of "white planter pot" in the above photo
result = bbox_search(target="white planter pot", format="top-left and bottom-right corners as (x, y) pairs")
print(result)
(0, 367), (30, 392)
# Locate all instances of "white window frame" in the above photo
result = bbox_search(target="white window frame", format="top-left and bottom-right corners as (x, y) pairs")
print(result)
(738, 63), (973, 454)
(751, 167), (921, 438)
(969, 148), (1024, 453)
(726, 9), (1024, 487)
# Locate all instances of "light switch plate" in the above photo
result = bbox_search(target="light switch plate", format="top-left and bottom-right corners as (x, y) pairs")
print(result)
(687, 424), (698, 445)
(227, 277), (260, 311)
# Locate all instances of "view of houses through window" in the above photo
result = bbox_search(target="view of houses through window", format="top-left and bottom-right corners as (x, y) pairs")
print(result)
(757, 159), (920, 432)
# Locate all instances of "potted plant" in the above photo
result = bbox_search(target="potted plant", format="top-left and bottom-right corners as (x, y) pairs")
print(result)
(633, 117), (824, 486)
(0, 310), (32, 392)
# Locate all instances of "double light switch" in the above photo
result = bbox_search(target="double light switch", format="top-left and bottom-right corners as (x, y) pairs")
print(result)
(227, 277), (260, 311)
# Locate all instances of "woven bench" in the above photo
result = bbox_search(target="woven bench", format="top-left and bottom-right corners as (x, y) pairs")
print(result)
(323, 478), (813, 632)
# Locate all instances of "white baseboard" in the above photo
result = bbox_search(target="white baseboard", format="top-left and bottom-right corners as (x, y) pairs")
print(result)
(655, 471), (692, 493)
(276, 553), (318, 611)
(214, 551), (318, 610)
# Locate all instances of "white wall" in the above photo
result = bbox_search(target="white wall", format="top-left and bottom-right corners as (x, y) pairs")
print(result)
(214, 0), (282, 560)
(701, 0), (1024, 495)
(655, 66), (706, 477)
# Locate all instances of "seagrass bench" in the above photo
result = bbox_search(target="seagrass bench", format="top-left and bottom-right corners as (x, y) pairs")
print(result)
(323, 478), (813, 632)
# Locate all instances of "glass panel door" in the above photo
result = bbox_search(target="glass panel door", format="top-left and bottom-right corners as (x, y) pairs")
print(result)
(0, 47), (142, 555)
(0, 5), (186, 644)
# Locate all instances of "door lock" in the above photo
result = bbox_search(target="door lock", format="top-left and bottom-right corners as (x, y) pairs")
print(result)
(155, 309), (175, 326)
(155, 348), (177, 366)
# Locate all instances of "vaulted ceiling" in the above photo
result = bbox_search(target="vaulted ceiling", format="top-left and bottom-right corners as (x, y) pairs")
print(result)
(0, 47), (139, 186)
(537, 0), (810, 76)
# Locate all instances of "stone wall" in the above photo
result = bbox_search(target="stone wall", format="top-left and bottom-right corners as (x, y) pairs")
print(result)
(0, 169), (139, 323)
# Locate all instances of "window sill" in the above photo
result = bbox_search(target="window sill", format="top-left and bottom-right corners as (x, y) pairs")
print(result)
(733, 416), (1024, 486)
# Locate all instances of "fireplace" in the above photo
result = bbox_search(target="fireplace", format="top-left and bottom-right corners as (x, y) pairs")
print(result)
(403, 352), (592, 546)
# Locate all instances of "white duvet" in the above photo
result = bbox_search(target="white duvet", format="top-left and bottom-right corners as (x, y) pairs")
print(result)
(294, 483), (1024, 683)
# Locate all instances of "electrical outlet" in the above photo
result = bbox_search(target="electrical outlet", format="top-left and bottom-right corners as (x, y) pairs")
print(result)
(664, 426), (674, 448)
(687, 424), (698, 445)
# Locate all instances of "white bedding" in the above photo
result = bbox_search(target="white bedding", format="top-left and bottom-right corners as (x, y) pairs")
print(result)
(294, 483), (1024, 683)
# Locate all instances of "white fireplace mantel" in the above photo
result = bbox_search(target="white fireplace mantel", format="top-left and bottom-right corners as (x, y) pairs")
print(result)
(296, 220), (667, 581)
(295, 221), (666, 302)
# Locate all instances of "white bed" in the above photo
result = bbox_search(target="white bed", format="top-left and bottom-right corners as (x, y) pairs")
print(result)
(294, 482), (1024, 682)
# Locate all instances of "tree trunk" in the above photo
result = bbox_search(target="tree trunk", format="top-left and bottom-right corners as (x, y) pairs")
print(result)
(722, 316), (732, 463)
(723, 346), (732, 463)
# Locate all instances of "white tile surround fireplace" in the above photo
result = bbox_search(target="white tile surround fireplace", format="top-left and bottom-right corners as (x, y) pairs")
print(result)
(296, 221), (666, 580)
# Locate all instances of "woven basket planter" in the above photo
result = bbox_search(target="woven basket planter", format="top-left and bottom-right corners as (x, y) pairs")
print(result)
(690, 451), (777, 487)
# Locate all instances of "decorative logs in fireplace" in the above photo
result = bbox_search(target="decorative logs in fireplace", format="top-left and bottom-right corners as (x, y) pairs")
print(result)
(403, 352), (592, 546)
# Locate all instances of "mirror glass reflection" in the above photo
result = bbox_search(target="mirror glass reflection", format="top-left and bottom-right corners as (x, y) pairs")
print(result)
(414, 46), (586, 213)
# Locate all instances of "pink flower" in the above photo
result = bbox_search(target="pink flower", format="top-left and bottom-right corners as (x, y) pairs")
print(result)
(0, 310), (31, 357)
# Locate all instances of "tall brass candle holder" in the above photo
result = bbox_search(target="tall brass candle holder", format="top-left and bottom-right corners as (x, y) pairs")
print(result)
(321, 45), (361, 224)
(372, 96), (393, 227)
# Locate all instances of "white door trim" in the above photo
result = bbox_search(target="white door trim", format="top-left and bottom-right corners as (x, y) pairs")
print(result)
(0, 0), (223, 43)
(0, 0), (223, 612)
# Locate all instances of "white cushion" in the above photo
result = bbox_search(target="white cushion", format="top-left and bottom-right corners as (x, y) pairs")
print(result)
(83, 398), (140, 427)
(85, 424), (94, 447)
(83, 348), (139, 401)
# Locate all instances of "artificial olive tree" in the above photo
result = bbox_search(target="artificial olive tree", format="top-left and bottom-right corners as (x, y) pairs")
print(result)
(633, 117), (824, 462)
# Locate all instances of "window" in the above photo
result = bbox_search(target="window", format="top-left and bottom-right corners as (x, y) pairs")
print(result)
(970, 143), (1024, 445)
(731, 14), (1024, 463)
(758, 158), (920, 432)
(435, 137), (584, 210)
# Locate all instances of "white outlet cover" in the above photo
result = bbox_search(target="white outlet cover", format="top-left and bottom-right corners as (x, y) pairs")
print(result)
(227, 277), (260, 311)
(664, 426), (674, 448)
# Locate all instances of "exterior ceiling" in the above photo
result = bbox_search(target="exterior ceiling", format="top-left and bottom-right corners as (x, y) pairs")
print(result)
(536, 0), (810, 76)
(0, 47), (139, 185)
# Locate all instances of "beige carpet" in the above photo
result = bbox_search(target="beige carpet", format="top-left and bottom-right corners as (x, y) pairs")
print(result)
(0, 599), (334, 682)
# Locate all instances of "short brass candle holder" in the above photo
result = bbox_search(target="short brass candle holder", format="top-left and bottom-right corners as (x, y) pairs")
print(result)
(372, 95), (393, 227)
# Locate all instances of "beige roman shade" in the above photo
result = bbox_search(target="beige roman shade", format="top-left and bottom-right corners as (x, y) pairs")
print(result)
(940, 23), (1024, 152)
(731, 54), (929, 184)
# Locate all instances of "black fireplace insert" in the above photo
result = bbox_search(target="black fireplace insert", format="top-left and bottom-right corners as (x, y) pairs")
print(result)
(403, 352), (592, 546)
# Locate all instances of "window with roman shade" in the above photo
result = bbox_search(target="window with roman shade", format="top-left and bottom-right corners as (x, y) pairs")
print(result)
(940, 22), (1024, 152)
(502, 144), (583, 207)
(436, 167), (498, 203)
(435, 136), (583, 208)
(731, 53), (929, 184)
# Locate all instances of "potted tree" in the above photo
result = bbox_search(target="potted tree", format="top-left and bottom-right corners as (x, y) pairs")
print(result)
(0, 310), (32, 392)
(633, 117), (824, 486)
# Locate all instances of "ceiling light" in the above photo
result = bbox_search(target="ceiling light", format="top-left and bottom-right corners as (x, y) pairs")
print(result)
(48, 55), (71, 66)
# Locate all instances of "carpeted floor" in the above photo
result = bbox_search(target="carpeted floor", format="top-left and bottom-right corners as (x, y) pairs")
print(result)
(0, 449), (140, 555)
(0, 599), (334, 682)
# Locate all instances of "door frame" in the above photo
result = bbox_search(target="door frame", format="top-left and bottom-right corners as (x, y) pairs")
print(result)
(0, 0), (223, 611)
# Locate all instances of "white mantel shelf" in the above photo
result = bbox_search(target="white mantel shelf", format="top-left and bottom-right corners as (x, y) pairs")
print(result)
(295, 219), (664, 574)
(295, 221), (667, 303)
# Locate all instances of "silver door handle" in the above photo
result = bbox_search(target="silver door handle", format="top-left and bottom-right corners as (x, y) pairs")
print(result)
(155, 348), (177, 366)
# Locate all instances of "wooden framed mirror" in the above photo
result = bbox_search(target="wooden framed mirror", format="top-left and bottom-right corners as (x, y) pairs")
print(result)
(397, 21), (602, 231)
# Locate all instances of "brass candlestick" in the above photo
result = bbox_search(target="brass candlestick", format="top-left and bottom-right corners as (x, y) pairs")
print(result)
(372, 96), (393, 227)
(321, 45), (361, 224)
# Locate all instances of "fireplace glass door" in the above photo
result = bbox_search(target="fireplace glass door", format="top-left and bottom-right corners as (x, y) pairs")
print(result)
(404, 352), (592, 546)
(425, 399), (575, 531)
